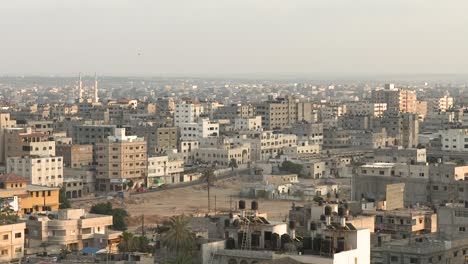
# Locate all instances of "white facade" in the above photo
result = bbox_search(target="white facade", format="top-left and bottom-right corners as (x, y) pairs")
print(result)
(250, 131), (297, 161)
(180, 119), (219, 140)
(174, 101), (203, 127)
(147, 155), (184, 186)
(7, 155), (64, 187)
(440, 128), (468, 152)
(234, 116), (262, 131)
(438, 95), (454, 112)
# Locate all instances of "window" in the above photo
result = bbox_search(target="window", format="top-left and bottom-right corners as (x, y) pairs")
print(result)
(390, 256), (398, 262)
(3, 234), (8, 240)
(14, 232), (21, 238)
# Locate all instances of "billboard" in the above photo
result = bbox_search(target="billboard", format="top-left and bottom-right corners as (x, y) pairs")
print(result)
(0, 196), (19, 212)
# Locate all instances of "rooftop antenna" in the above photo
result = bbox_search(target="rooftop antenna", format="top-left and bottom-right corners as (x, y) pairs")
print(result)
(78, 72), (83, 100)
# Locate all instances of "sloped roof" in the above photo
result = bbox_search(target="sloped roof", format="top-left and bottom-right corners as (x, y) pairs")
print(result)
(0, 173), (28, 183)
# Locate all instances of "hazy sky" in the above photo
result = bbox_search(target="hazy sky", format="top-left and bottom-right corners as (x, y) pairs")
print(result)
(1, 0), (468, 77)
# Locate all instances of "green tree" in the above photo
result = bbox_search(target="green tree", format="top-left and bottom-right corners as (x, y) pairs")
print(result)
(161, 215), (195, 254)
(59, 188), (71, 209)
(229, 158), (238, 171)
(90, 202), (129, 231)
(118, 231), (136, 253)
(280, 160), (304, 176)
(164, 253), (193, 264)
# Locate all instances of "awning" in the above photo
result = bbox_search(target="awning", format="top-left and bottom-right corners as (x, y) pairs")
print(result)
(81, 247), (107, 254)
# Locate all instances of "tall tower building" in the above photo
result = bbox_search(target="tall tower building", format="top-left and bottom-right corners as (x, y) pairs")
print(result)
(78, 72), (83, 100)
(94, 73), (99, 103)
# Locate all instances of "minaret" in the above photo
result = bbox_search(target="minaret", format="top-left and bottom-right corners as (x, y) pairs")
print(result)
(94, 72), (99, 103)
(78, 72), (83, 100)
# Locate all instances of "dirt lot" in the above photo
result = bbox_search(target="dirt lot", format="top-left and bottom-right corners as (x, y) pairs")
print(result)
(72, 175), (351, 229)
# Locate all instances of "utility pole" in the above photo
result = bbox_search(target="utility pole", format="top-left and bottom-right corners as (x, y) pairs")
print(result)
(142, 214), (145, 236)
(214, 195), (217, 214)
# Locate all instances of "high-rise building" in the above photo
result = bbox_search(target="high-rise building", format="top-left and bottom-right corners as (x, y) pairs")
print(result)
(174, 99), (203, 127)
(371, 84), (417, 113)
(95, 128), (147, 191)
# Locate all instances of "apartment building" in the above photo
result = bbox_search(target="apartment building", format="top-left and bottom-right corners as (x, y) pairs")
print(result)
(213, 103), (254, 122)
(180, 119), (219, 141)
(174, 99), (203, 127)
(249, 131), (297, 161)
(0, 174), (60, 214)
(371, 84), (417, 113)
(233, 116), (262, 131)
(147, 155), (184, 186)
(3, 128), (56, 164)
(72, 124), (117, 145)
(439, 128), (468, 152)
(179, 140), (199, 165)
(344, 102), (387, 117)
(56, 143), (93, 168)
(0, 222), (26, 264)
(195, 143), (250, 167)
(25, 208), (118, 252)
(95, 128), (147, 191)
(284, 122), (323, 146)
(373, 112), (419, 148)
(0, 113), (16, 164)
(255, 96), (313, 130)
(371, 147), (427, 164)
(6, 155), (64, 187)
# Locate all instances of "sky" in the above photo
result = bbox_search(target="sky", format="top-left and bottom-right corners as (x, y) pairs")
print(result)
(0, 0), (468, 77)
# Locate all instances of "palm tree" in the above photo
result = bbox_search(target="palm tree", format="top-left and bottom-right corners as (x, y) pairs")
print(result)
(201, 166), (215, 213)
(161, 215), (195, 255)
(229, 158), (238, 171)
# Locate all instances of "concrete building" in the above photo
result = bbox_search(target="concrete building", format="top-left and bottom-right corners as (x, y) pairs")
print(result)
(0, 222), (26, 264)
(72, 124), (117, 145)
(233, 116), (262, 131)
(0, 174), (60, 215)
(255, 96), (313, 130)
(344, 102), (387, 117)
(372, 147), (427, 164)
(25, 208), (119, 252)
(95, 128), (147, 191)
(371, 85), (417, 113)
(195, 143), (250, 167)
(174, 99), (203, 127)
(6, 155), (64, 187)
(3, 128), (56, 163)
(249, 131), (297, 161)
(56, 144), (93, 168)
(439, 128), (468, 152)
(0, 113), (17, 165)
(284, 122), (323, 146)
(373, 112), (419, 148)
(213, 104), (254, 122)
(147, 155), (184, 186)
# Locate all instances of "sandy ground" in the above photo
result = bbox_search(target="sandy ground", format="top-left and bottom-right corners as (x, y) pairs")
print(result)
(72, 176), (351, 229)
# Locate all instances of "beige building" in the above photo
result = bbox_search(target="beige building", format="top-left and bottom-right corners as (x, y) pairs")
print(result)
(56, 144), (93, 168)
(96, 128), (147, 191)
(6, 155), (64, 187)
(195, 144), (250, 167)
(3, 128), (56, 164)
(0, 222), (26, 264)
(371, 84), (417, 113)
(147, 155), (185, 186)
(25, 208), (119, 252)
(344, 102), (387, 117)
(0, 113), (17, 164)
(213, 104), (254, 122)
(255, 96), (313, 130)
(249, 131), (297, 161)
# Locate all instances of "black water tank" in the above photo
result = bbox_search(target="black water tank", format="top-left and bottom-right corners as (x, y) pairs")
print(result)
(226, 238), (235, 249)
(289, 220), (296, 230)
(338, 207), (345, 217)
(251, 200), (258, 210)
(324, 205), (332, 216)
(319, 215), (326, 221)
(229, 212), (234, 219)
(303, 237), (312, 250)
(310, 222), (317, 231)
(239, 200), (246, 210)
(318, 200), (323, 206)
(313, 237), (322, 251)
(224, 219), (230, 228)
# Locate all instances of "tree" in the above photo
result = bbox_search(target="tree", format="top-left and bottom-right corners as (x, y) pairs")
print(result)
(118, 231), (135, 253)
(90, 202), (129, 231)
(161, 215), (195, 254)
(200, 167), (215, 213)
(164, 253), (193, 264)
(280, 160), (303, 176)
(229, 158), (238, 171)
(59, 188), (71, 209)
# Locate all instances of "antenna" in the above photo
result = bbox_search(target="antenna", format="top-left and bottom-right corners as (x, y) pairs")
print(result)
(94, 72), (99, 103)
(78, 72), (83, 100)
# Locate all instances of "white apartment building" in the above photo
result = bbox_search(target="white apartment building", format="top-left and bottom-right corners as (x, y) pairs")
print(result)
(174, 100), (203, 127)
(195, 144), (250, 167)
(6, 155), (64, 187)
(438, 95), (454, 112)
(234, 116), (262, 131)
(0, 222), (26, 264)
(180, 119), (219, 140)
(440, 128), (468, 152)
(147, 155), (184, 186)
(344, 102), (387, 117)
(250, 131), (297, 161)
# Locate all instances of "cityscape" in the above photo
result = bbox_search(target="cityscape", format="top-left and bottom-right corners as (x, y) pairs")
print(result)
(1, 1), (468, 264)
